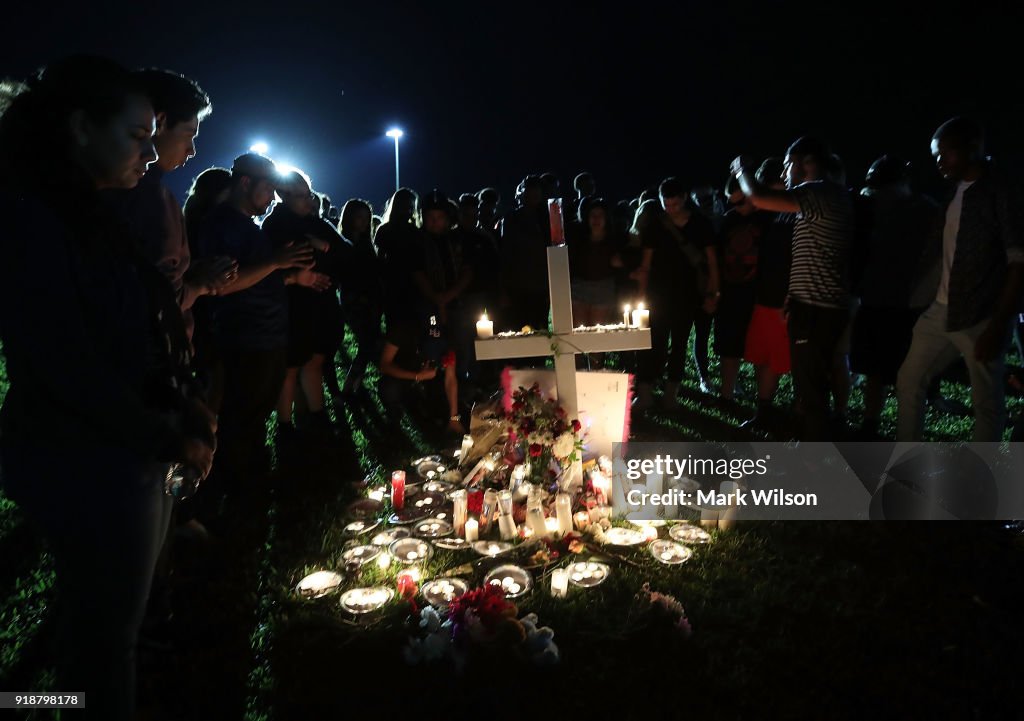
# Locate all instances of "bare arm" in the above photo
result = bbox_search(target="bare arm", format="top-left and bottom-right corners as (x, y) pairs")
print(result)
(731, 156), (801, 214)
(380, 342), (435, 382)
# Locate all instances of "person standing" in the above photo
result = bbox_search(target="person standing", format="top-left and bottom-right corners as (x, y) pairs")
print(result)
(0, 57), (215, 721)
(732, 138), (856, 440)
(896, 118), (1024, 441)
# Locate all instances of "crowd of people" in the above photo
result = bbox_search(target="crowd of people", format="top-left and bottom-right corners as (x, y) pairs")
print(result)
(0, 56), (1022, 719)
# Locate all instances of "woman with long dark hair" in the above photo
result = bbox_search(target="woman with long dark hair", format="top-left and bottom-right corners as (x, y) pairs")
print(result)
(0, 56), (216, 720)
(336, 198), (383, 401)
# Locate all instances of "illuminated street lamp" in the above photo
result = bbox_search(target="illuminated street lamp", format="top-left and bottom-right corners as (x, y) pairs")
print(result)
(385, 128), (403, 191)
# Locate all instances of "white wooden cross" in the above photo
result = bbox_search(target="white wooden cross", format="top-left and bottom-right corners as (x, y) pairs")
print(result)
(474, 242), (652, 486)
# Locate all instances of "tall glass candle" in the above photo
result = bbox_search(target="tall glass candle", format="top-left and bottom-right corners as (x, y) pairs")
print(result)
(526, 506), (548, 538)
(591, 470), (610, 506)
(555, 493), (573, 536)
(498, 513), (517, 540)
(631, 303), (650, 329)
(623, 304), (632, 327)
(497, 490), (514, 516)
(391, 470), (406, 510)
(459, 434), (474, 466)
(451, 489), (468, 535)
(548, 198), (565, 245)
(480, 489), (498, 533)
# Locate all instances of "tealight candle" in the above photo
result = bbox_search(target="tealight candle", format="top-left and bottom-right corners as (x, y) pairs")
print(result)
(642, 525), (659, 542)
(476, 312), (494, 339)
(368, 487), (385, 502)
(550, 568), (569, 598)
(391, 470), (406, 510)
(465, 518), (479, 542)
(631, 302), (650, 329)
(573, 511), (591, 530)
(377, 552), (392, 569)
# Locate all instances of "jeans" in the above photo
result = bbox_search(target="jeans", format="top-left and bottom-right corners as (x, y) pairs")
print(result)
(787, 299), (850, 440)
(896, 301), (1007, 441)
(0, 445), (173, 721)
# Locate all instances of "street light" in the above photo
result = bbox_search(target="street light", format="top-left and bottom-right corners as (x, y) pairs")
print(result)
(385, 128), (403, 191)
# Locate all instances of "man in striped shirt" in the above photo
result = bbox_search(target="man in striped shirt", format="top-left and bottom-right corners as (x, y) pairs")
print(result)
(731, 137), (855, 440)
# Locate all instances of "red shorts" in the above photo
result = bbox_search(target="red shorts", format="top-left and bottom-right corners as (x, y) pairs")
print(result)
(744, 304), (791, 375)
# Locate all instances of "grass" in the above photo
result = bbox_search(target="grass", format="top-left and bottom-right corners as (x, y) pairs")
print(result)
(0, 330), (1022, 719)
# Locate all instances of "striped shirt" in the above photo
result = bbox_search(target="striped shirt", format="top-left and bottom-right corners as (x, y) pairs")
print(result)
(788, 180), (854, 308)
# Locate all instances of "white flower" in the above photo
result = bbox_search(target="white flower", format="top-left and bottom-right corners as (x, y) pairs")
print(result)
(552, 432), (575, 459)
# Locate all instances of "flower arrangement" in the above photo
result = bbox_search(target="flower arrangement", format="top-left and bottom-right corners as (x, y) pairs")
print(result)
(631, 582), (693, 641)
(506, 383), (583, 487)
(405, 584), (559, 670)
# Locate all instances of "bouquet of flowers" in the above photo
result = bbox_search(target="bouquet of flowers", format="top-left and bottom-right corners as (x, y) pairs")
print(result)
(630, 582), (693, 641)
(506, 383), (583, 487)
(405, 584), (559, 670)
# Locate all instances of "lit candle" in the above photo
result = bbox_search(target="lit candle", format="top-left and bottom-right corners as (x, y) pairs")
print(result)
(451, 489), (467, 535)
(480, 489), (498, 533)
(550, 568), (569, 598)
(498, 513), (517, 540)
(526, 506), (548, 538)
(573, 511), (591, 530)
(459, 434), (474, 465)
(641, 524), (659, 542)
(545, 517), (560, 537)
(377, 552), (392, 570)
(623, 304), (632, 327)
(476, 312), (494, 339)
(368, 487), (385, 502)
(591, 470), (611, 506)
(631, 302), (650, 329)
(548, 198), (565, 245)
(497, 490), (514, 516)
(555, 493), (573, 536)
(391, 470), (406, 510)
(465, 518), (479, 542)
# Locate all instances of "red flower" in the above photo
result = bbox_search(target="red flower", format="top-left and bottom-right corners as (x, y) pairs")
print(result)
(467, 490), (484, 515)
(571, 419), (582, 433)
(529, 443), (542, 458)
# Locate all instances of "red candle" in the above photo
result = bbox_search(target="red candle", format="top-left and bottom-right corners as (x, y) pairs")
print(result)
(548, 198), (565, 245)
(391, 470), (406, 510)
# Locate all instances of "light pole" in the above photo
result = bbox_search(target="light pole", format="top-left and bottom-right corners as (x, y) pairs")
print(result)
(385, 128), (403, 191)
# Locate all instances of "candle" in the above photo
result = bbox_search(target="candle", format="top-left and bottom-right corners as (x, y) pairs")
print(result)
(641, 524), (659, 542)
(465, 518), (479, 542)
(480, 489), (498, 533)
(548, 198), (565, 245)
(573, 511), (591, 530)
(545, 517), (560, 537)
(498, 513), (517, 540)
(497, 490), (514, 516)
(459, 434), (474, 465)
(451, 489), (467, 535)
(476, 312), (494, 339)
(550, 568), (569, 598)
(555, 493), (573, 536)
(376, 552), (392, 570)
(526, 506), (548, 538)
(368, 487), (385, 502)
(391, 470), (406, 510)
(631, 303), (650, 329)
(591, 470), (611, 506)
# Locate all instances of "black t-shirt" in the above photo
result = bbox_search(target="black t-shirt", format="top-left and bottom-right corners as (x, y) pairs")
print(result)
(643, 211), (715, 299)
(454, 226), (499, 297)
(385, 319), (447, 374)
(755, 213), (795, 308)
(717, 210), (773, 286)
(376, 221), (427, 321)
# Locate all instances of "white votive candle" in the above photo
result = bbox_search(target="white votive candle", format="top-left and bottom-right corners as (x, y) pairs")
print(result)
(465, 518), (479, 542)
(550, 568), (569, 598)
(476, 313), (494, 339)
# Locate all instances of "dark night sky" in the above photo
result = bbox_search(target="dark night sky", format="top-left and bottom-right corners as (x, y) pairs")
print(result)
(3, 1), (1019, 211)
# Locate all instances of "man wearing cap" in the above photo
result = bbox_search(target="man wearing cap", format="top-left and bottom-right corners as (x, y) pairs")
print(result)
(194, 153), (316, 509)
